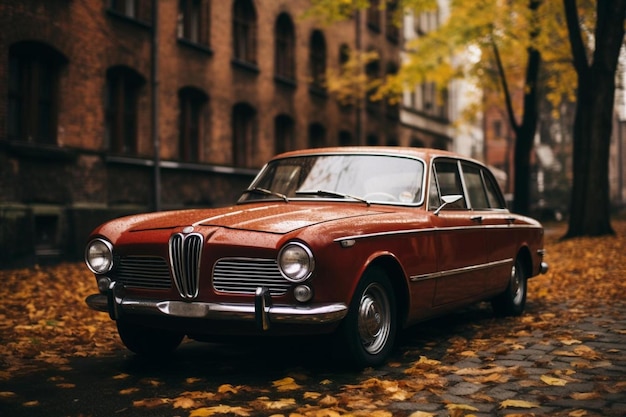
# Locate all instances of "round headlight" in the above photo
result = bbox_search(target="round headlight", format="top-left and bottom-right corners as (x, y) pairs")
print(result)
(85, 238), (114, 274)
(278, 242), (314, 282)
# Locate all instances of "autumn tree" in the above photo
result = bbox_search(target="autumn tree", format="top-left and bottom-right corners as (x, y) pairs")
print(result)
(562, 0), (626, 238)
(305, 0), (579, 216)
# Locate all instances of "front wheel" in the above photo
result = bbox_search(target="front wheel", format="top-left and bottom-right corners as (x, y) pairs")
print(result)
(491, 258), (527, 317)
(116, 320), (184, 357)
(335, 267), (397, 369)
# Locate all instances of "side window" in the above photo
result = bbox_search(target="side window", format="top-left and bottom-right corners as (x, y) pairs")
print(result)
(431, 160), (466, 209)
(483, 169), (506, 209)
(462, 163), (489, 209)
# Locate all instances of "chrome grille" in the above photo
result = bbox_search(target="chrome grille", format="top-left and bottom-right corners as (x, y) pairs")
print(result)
(169, 232), (203, 299)
(213, 258), (291, 295)
(117, 256), (171, 289)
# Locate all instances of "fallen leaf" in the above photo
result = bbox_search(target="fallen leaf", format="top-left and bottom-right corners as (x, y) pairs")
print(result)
(119, 387), (140, 395)
(541, 375), (568, 386)
(218, 384), (239, 394)
(408, 412), (436, 417)
(499, 399), (540, 409)
(570, 392), (601, 400)
(273, 376), (302, 391)
(189, 405), (251, 417)
(172, 397), (196, 409)
(446, 403), (479, 411)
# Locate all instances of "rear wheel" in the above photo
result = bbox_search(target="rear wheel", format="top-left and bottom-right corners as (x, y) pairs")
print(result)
(491, 257), (527, 317)
(116, 320), (184, 357)
(336, 267), (397, 369)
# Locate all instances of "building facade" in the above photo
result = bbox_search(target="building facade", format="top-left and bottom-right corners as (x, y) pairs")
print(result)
(0, 0), (436, 266)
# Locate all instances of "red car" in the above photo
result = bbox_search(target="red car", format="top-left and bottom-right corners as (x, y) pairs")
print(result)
(85, 147), (548, 368)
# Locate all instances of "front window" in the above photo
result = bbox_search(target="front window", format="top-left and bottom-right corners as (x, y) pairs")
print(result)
(240, 154), (425, 205)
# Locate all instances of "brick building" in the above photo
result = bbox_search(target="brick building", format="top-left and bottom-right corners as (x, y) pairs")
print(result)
(0, 0), (444, 266)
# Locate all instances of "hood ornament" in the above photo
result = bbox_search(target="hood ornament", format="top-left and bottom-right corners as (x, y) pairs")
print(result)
(182, 226), (194, 234)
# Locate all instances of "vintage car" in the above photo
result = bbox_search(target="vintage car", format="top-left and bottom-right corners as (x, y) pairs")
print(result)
(85, 147), (548, 368)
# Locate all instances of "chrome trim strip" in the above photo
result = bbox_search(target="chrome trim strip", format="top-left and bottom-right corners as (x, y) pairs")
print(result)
(335, 224), (541, 243)
(410, 258), (513, 282)
(85, 293), (348, 324)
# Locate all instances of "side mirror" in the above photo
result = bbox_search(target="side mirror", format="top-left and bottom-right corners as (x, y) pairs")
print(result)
(434, 195), (463, 216)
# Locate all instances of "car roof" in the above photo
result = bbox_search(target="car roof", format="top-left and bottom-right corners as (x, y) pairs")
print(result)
(271, 146), (484, 166)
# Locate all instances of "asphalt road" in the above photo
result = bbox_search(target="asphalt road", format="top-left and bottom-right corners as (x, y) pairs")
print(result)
(1, 298), (625, 417)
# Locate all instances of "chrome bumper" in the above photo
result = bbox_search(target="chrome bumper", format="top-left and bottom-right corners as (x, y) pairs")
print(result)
(85, 285), (348, 329)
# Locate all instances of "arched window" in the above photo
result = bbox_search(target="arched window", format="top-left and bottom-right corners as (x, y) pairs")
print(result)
(8, 41), (67, 144)
(232, 102), (256, 167)
(308, 123), (326, 149)
(177, 0), (210, 45)
(275, 114), (295, 155)
(233, 0), (257, 64)
(309, 30), (326, 89)
(105, 66), (145, 155)
(178, 87), (208, 162)
(275, 13), (295, 81)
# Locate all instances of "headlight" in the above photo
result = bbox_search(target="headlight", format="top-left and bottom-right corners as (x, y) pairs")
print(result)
(85, 238), (114, 274)
(278, 242), (314, 282)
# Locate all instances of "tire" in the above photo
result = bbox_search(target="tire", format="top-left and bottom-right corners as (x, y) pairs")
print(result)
(335, 267), (397, 369)
(491, 257), (527, 317)
(116, 320), (184, 357)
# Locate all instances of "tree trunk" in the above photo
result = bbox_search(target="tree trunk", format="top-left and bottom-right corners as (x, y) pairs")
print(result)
(563, 0), (625, 238)
(512, 47), (541, 216)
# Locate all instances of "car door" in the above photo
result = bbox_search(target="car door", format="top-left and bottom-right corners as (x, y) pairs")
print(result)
(429, 159), (489, 307)
(460, 162), (516, 292)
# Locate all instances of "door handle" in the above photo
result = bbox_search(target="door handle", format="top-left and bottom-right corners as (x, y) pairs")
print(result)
(505, 217), (515, 224)
(470, 216), (483, 223)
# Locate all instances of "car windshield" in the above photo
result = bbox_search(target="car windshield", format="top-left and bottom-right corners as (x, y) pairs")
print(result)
(239, 154), (425, 205)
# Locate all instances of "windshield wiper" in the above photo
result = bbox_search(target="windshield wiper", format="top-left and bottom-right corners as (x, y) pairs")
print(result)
(242, 187), (289, 202)
(295, 189), (370, 206)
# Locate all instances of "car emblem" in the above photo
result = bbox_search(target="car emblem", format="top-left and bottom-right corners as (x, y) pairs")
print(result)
(182, 226), (194, 234)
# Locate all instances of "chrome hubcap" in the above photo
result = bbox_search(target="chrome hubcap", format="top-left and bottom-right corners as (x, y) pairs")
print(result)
(511, 264), (523, 305)
(357, 283), (391, 355)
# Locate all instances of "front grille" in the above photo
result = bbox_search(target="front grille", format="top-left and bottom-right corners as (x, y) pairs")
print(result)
(117, 256), (171, 289)
(213, 258), (291, 296)
(169, 233), (203, 299)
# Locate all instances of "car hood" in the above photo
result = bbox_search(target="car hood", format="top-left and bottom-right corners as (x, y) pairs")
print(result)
(128, 203), (389, 234)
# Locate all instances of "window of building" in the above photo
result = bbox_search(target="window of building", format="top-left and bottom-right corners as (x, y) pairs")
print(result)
(274, 13), (296, 81)
(178, 0), (210, 45)
(105, 66), (145, 155)
(179, 87), (208, 162)
(385, 0), (399, 43)
(385, 61), (400, 119)
(8, 42), (66, 145)
(233, 0), (257, 65)
(339, 130), (354, 147)
(366, 0), (381, 31)
(232, 102), (256, 167)
(308, 123), (326, 148)
(309, 30), (326, 89)
(366, 134), (378, 146)
(275, 114), (295, 155)
(110, 0), (138, 18)
(365, 52), (381, 113)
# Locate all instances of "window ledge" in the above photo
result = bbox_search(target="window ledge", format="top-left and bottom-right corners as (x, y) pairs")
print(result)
(2, 140), (77, 162)
(309, 85), (328, 98)
(274, 75), (297, 89)
(177, 38), (213, 56)
(105, 9), (152, 30)
(231, 59), (260, 74)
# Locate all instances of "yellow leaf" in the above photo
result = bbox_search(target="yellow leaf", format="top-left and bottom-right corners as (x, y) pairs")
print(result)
(189, 405), (251, 417)
(446, 403), (479, 411)
(113, 373), (129, 380)
(499, 399), (540, 409)
(570, 392), (601, 400)
(319, 394), (339, 406)
(186, 377), (203, 384)
(560, 338), (582, 346)
(303, 391), (321, 399)
(541, 375), (568, 386)
(408, 412), (436, 417)
(56, 383), (76, 389)
(172, 397), (196, 409)
(218, 384), (239, 394)
(119, 387), (140, 395)
(23, 400), (40, 407)
(272, 376), (302, 391)
(0, 392), (17, 398)
(569, 410), (588, 417)
(132, 398), (168, 408)
(320, 379), (333, 385)
(417, 356), (441, 366)
(259, 398), (296, 410)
